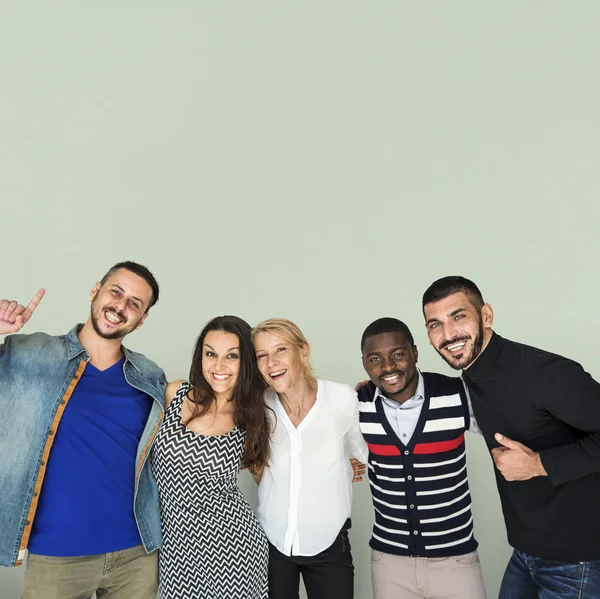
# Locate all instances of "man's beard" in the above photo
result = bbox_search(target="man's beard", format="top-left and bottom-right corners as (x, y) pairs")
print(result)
(437, 317), (485, 370)
(90, 298), (135, 340)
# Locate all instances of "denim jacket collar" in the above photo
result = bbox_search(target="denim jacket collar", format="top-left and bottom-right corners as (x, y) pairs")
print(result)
(65, 324), (87, 360)
(65, 324), (142, 374)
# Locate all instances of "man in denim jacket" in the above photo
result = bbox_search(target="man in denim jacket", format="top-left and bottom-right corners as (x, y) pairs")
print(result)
(0, 261), (166, 599)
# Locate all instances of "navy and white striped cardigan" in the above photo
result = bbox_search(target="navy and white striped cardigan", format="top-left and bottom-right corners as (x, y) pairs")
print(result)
(357, 372), (478, 557)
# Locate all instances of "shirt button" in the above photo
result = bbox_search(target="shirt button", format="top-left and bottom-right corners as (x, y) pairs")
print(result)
(25, 521), (30, 526)
(402, 434), (407, 438)
(40, 461), (46, 466)
(48, 430), (55, 436)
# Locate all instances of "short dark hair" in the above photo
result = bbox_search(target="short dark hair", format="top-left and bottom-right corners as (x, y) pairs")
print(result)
(361, 317), (415, 352)
(422, 276), (484, 312)
(100, 261), (159, 312)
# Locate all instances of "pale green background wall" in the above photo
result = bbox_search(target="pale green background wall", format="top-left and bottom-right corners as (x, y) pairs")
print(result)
(2, 2), (599, 598)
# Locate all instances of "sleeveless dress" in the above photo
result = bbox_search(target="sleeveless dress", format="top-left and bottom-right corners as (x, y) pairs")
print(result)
(151, 381), (268, 599)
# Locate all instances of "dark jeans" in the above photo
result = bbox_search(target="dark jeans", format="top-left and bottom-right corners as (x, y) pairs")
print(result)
(499, 549), (600, 599)
(268, 519), (354, 599)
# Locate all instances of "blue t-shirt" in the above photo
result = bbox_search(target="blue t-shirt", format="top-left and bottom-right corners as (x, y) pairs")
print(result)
(28, 357), (153, 556)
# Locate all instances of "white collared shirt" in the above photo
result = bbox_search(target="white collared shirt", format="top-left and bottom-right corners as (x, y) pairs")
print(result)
(375, 371), (482, 437)
(257, 380), (368, 557)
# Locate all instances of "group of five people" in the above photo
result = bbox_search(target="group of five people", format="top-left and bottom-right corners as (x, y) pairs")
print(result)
(1, 261), (599, 598)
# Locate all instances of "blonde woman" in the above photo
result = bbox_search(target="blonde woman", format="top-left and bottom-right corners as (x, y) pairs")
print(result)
(252, 318), (368, 599)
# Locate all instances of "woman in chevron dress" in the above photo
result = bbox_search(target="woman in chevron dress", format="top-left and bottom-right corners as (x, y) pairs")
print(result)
(152, 316), (270, 599)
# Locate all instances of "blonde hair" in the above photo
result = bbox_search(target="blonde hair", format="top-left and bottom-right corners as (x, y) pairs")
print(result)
(252, 318), (317, 388)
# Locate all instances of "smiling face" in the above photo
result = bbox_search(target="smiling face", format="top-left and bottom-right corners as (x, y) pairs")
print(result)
(201, 330), (241, 399)
(424, 292), (494, 370)
(90, 268), (152, 340)
(362, 331), (419, 403)
(253, 331), (308, 395)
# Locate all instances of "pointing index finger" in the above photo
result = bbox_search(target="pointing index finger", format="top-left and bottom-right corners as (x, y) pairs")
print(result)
(24, 288), (45, 320)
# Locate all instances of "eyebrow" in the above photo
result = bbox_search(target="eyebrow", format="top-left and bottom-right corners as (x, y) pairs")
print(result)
(204, 344), (240, 352)
(255, 343), (287, 355)
(256, 343), (286, 351)
(364, 345), (408, 358)
(111, 284), (145, 306)
(425, 307), (467, 326)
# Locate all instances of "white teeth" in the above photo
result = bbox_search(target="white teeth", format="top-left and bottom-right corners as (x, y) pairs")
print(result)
(270, 369), (287, 378)
(382, 374), (400, 381)
(447, 342), (466, 351)
(105, 311), (122, 324)
(213, 373), (230, 380)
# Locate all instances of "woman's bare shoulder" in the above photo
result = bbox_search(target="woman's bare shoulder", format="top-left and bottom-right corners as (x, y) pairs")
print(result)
(164, 379), (186, 409)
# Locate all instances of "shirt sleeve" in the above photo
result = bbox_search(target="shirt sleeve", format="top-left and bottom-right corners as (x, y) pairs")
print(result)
(538, 358), (600, 486)
(460, 377), (482, 436)
(347, 391), (369, 464)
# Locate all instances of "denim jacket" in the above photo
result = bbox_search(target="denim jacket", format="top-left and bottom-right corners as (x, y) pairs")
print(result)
(0, 324), (166, 567)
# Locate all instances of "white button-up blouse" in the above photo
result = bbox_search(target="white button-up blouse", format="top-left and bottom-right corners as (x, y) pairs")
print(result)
(256, 379), (368, 557)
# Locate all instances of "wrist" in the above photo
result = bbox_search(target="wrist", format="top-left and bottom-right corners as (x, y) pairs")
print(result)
(534, 452), (547, 477)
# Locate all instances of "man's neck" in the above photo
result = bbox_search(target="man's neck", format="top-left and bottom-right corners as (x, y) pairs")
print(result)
(78, 320), (124, 369)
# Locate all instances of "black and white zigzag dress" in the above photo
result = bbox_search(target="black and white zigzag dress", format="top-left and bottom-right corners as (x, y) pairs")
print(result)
(152, 381), (268, 599)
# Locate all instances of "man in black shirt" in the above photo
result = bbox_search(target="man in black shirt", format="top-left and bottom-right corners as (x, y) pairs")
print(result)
(422, 276), (600, 599)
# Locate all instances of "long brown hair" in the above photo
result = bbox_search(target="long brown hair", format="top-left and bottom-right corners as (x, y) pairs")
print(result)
(188, 315), (270, 472)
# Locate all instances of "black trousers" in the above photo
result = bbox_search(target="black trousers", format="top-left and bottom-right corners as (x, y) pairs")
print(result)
(268, 519), (354, 599)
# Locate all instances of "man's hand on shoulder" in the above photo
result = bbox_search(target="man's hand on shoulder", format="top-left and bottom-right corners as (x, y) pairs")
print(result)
(0, 289), (45, 335)
(354, 380), (369, 391)
(350, 458), (366, 482)
(491, 433), (548, 481)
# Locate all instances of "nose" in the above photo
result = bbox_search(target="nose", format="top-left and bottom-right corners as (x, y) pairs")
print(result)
(215, 355), (228, 372)
(381, 356), (396, 371)
(442, 321), (458, 341)
(266, 353), (277, 368)
(113, 297), (127, 313)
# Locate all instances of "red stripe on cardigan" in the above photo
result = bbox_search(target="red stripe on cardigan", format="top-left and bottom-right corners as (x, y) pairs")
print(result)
(413, 433), (464, 454)
(367, 443), (401, 456)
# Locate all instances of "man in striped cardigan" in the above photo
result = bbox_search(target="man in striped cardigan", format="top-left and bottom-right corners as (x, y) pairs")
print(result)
(359, 317), (486, 599)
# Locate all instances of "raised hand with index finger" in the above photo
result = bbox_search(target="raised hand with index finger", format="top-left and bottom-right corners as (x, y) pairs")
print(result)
(0, 289), (45, 335)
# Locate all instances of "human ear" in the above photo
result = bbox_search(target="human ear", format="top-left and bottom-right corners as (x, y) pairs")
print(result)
(89, 283), (100, 301)
(301, 343), (309, 363)
(481, 303), (494, 329)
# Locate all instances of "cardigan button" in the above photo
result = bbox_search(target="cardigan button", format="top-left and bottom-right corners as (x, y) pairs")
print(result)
(410, 504), (415, 509)
(407, 475), (413, 481)
(404, 450), (409, 455)
(413, 530), (419, 535)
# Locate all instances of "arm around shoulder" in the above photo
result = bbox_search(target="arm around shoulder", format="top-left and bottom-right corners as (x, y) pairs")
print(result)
(347, 388), (369, 465)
